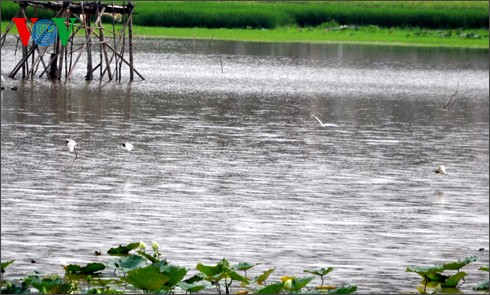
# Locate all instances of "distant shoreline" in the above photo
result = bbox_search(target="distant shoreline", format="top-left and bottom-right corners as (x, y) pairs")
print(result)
(131, 26), (488, 49)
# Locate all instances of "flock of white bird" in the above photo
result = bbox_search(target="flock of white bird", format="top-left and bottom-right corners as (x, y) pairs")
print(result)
(64, 114), (447, 175)
(64, 139), (133, 161)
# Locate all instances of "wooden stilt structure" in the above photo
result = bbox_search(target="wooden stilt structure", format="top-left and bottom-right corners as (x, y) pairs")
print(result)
(1, 0), (144, 82)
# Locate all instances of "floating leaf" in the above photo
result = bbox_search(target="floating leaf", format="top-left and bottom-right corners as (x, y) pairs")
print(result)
(304, 267), (334, 277)
(406, 265), (445, 277)
(442, 272), (467, 288)
(107, 255), (146, 272)
(254, 282), (284, 294)
(254, 268), (275, 285)
(473, 280), (489, 292)
(442, 256), (477, 271)
(479, 266), (489, 272)
(123, 265), (170, 292)
(178, 281), (212, 293)
(107, 242), (141, 255)
(65, 263), (105, 275)
(327, 284), (358, 294)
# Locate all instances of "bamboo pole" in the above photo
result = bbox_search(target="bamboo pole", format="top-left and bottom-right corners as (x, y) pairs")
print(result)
(128, 1), (134, 81)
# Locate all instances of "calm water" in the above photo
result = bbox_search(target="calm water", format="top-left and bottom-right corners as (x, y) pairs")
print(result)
(1, 39), (489, 293)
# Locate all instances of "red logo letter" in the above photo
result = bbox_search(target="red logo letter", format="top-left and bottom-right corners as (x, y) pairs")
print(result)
(12, 18), (38, 46)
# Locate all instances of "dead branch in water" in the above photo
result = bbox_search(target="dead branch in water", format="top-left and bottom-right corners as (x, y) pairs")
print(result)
(443, 81), (459, 109)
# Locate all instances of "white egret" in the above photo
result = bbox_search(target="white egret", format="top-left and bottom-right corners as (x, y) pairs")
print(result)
(434, 165), (447, 175)
(122, 142), (134, 151)
(65, 139), (77, 160)
(311, 114), (339, 127)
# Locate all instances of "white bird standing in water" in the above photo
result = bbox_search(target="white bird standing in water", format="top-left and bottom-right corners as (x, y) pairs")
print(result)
(311, 114), (339, 127)
(434, 165), (447, 175)
(122, 142), (134, 151)
(65, 139), (77, 160)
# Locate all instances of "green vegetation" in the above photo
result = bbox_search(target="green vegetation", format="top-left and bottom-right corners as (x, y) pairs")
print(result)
(131, 24), (489, 48)
(406, 256), (488, 294)
(0, 241), (356, 294)
(1, 243), (488, 294)
(3, 1), (486, 29)
(1, 1), (488, 48)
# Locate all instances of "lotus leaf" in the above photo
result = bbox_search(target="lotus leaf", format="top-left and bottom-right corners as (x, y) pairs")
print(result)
(406, 265), (445, 277)
(182, 274), (204, 284)
(254, 268), (275, 285)
(479, 266), (489, 272)
(473, 280), (489, 292)
(196, 259), (228, 277)
(254, 282), (284, 294)
(86, 287), (124, 294)
(232, 262), (260, 271)
(123, 265), (170, 292)
(156, 263), (188, 289)
(178, 281), (212, 293)
(285, 276), (315, 292)
(442, 256), (477, 271)
(64, 263), (105, 275)
(228, 269), (250, 284)
(107, 242), (141, 255)
(26, 275), (78, 294)
(0, 281), (30, 294)
(1, 260), (15, 271)
(304, 267), (334, 276)
(327, 284), (358, 294)
(441, 272), (467, 288)
(107, 255), (147, 272)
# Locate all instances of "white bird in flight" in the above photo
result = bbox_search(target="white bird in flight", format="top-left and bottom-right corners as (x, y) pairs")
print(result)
(434, 165), (447, 175)
(122, 142), (134, 151)
(311, 114), (339, 127)
(65, 139), (77, 160)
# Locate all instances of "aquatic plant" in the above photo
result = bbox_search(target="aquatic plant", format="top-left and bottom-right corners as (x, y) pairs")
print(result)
(406, 256), (478, 293)
(304, 267), (334, 287)
(196, 258), (249, 294)
(28, 241), (490, 294)
(473, 265), (489, 293)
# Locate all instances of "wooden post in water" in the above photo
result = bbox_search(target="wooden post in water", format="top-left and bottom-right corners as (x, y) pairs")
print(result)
(128, 1), (134, 81)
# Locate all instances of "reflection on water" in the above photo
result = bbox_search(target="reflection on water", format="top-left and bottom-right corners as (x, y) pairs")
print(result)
(1, 39), (489, 293)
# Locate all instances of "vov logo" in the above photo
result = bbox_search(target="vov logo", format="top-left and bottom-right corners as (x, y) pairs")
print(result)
(12, 17), (77, 47)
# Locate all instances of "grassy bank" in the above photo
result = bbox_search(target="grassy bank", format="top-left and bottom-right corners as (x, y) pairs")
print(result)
(1, 20), (487, 48)
(132, 25), (488, 48)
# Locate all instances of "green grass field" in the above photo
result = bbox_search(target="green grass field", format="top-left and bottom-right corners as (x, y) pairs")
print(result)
(1, 1), (488, 48)
(131, 25), (488, 48)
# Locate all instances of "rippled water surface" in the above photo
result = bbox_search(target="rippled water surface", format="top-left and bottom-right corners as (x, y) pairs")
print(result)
(1, 39), (489, 293)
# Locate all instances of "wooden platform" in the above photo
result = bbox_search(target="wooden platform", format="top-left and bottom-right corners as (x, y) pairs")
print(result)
(1, 0), (144, 82)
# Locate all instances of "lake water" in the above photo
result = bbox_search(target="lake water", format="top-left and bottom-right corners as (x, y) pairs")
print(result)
(1, 38), (489, 293)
